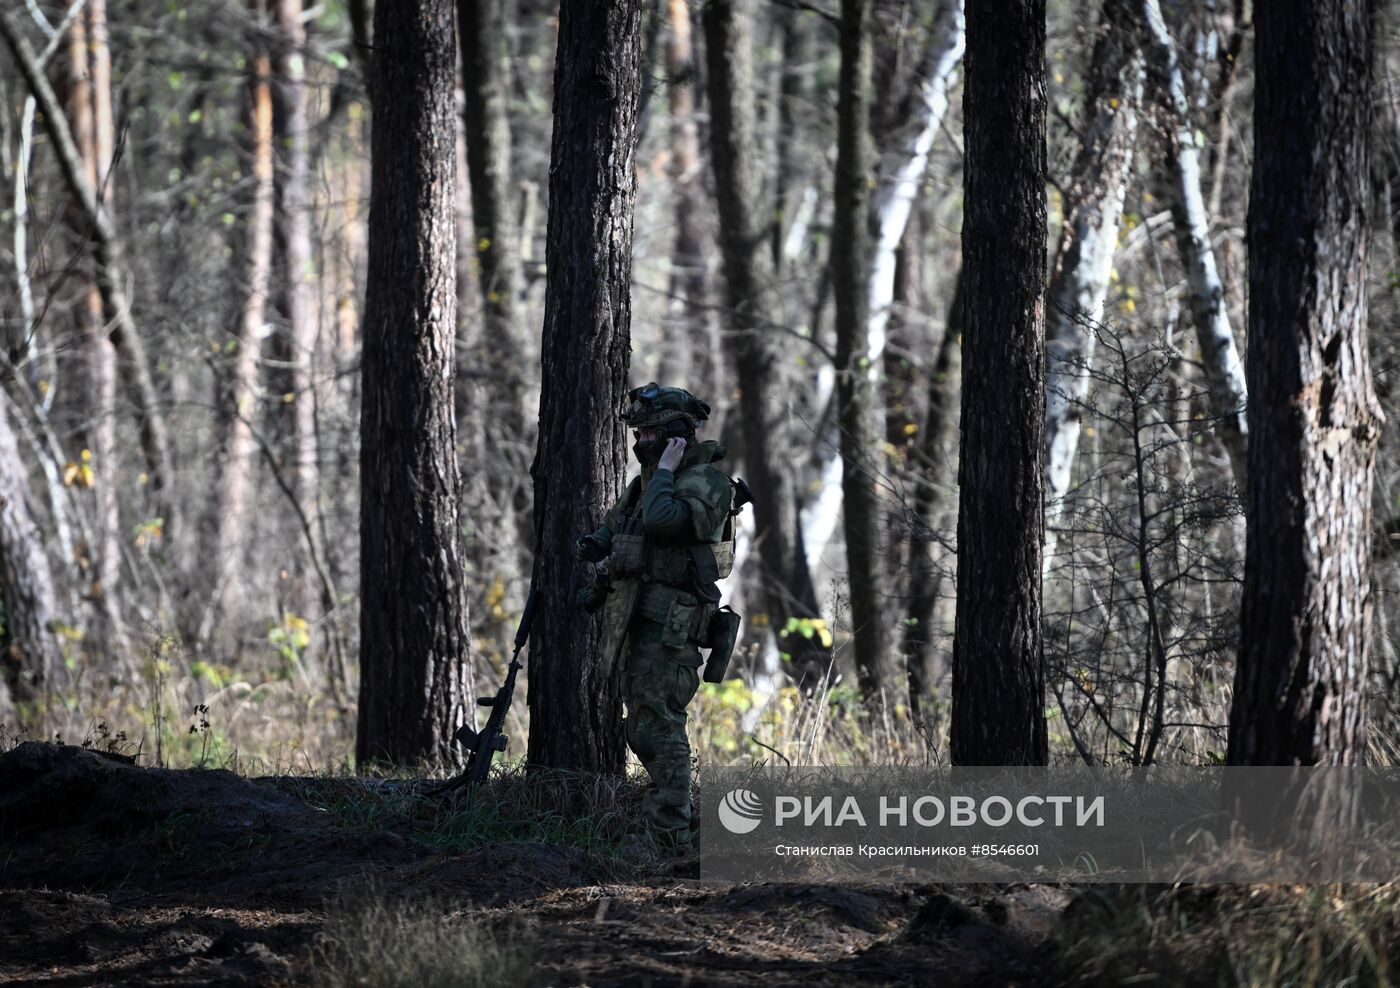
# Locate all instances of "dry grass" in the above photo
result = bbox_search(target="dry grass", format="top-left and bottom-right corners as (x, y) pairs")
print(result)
(1058, 884), (1400, 987)
(311, 891), (533, 988)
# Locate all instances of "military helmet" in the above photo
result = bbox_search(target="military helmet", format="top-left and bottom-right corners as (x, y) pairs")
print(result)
(624, 382), (711, 429)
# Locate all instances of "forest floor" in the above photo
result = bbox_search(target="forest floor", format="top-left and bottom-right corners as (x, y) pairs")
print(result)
(1, 742), (1392, 987)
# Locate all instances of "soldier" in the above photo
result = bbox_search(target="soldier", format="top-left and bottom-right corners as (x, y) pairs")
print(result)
(574, 382), (741, 850)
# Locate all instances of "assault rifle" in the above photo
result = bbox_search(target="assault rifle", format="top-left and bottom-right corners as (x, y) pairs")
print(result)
(432, 588), (540, 797)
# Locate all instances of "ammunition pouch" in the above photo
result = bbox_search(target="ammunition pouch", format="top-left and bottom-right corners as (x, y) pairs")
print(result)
(608, 532), (647, 577)
(638, 584), (714, 649)
(703, 606), (741, 684)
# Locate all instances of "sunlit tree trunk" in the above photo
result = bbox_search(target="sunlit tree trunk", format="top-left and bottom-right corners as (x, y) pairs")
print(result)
(210, 6), (277, 628)
(274, 0), (322, 617)
(81, 0), (124, 639)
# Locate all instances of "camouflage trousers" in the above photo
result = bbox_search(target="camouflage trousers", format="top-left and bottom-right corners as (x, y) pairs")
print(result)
(622, 617), (701, 843)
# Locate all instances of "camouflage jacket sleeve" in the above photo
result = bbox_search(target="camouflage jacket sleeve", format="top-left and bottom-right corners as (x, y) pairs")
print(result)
(671, 464), (733, 542)
(640, 468), (693, 541)
(588, 477), (642, 552)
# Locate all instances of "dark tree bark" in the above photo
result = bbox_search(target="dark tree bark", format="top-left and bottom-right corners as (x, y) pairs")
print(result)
(703, 0), (829, 686)
(1227, 0), (1378, 768)
(525, 0), (643, 773)
(832, 0), (889, 703)
(357, 0), (474, 767)
(951, 0), (1048, 766)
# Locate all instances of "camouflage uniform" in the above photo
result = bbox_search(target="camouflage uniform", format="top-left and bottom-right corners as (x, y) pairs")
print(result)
(576, 386), (735, 845)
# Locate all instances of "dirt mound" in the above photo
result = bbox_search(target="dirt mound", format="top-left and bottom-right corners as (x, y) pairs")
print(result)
(0, 742), (433, 905)
(0, 741), (312, 837)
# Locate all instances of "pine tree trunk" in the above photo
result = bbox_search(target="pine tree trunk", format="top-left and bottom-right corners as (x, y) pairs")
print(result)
(65, 10), (123, 649)
(210, 8), (277, 627)
(357, 0), (474, 767)
(951, 0), (1048, 766)
(525, 0), (643, 773)
(274, 0), (322, 618)
(1227, 0), (1378, 769)
(832, 0), (888, 702)
(663, 0), (712, 392)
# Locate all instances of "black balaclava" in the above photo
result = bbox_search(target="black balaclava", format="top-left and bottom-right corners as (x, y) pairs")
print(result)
(633, 419), (694, 467)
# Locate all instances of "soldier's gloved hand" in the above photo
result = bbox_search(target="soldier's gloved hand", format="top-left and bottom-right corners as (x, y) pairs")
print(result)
(574, 534), (607, 563)
(657, 437), (687, 472)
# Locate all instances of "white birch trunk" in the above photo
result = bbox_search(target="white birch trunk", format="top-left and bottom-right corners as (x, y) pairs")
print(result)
(1138, 0), (1248, 486)
(1044, 2), (1145, 568)
(865, 0), (964, 371)
(803, 0), (964, 571)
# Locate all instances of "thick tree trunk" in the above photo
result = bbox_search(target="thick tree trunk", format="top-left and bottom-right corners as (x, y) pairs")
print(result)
(951, 0), (1048, 766)
(832, 0), (888, 703)
(210, 13), (277, 625)
(525, 0), (642, 773)
(1043, 0), (1144, 567)
(273, 0), (322, 616)
(703, 0), (828, 686)
(1227, 0), (1378, 768)
(1137, 0), (1248, 486)
(357, 0), (474, 767)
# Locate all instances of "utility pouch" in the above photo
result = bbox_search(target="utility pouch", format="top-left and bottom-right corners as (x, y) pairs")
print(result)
(608, 533), (646, 577)
(702, 607), (741, 684)
(712, 541), (735, 580)
(660, 593), (700, 649)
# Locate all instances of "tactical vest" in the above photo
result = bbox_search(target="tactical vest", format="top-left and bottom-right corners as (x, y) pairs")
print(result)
(598, 465), (740, 680)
